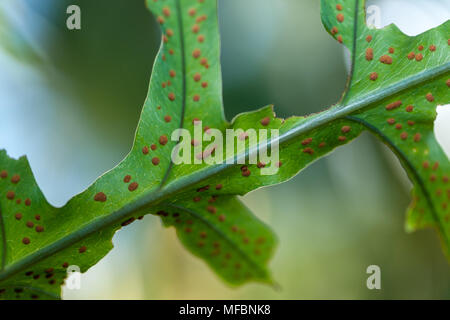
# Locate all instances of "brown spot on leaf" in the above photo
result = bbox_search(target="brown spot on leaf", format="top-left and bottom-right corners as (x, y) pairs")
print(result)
(162, 7), (171, 17)
(197, 185), (210, 192)
(193, 49), (201, 59)
(432, 162), (439, 170)
(301, 138), (313, 145)
(242, 170), (251, 177)
(152, 157), (160, 166)
(260, 117), (271, 126)
(128, 182), (139, 191)
(386, 101), (402, 110)
(193, 73), (201, 82)
(11, 175), (20, 184)
(188, 8), (196, 16)
(196, 15), (207, 23)
(341, 126), (351, 133)
(159, 135), (168, 145)
(365, 48), (373, 61)
(94, 192), (107, 202)
(207, 206), (217, 214)
(379, 55), (392, 64)
(257, 162), (266, 168)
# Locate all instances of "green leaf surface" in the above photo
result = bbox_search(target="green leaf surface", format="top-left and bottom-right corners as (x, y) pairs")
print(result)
(0, 0), (448, 299)
(321, 0), (450, 253)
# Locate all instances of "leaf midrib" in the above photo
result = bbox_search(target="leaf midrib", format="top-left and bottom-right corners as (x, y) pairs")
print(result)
(159, 0), (187, 189)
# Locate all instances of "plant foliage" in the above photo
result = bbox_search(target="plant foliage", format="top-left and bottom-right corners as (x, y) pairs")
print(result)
(0, 0), (448, 299)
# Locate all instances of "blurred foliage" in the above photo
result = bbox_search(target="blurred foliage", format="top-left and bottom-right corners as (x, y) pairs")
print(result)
(0, 5), (41, 64)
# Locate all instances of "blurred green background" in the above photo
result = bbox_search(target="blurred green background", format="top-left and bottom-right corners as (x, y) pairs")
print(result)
(0, 0), (449, 299)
